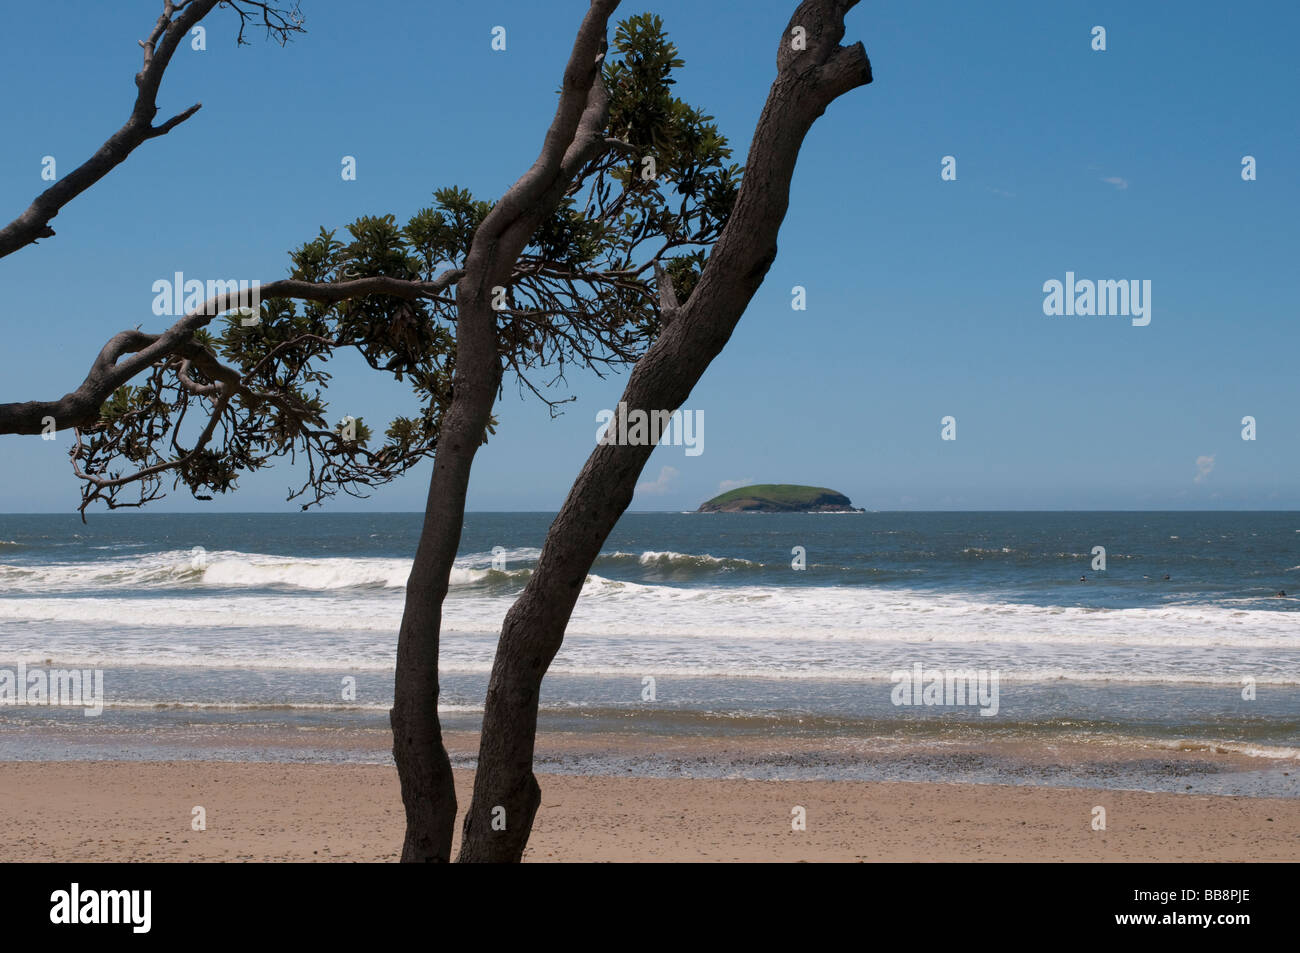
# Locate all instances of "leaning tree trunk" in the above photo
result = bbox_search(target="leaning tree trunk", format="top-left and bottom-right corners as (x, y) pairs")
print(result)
(390, 336), (501, 861)
(457, 0), (873, 862)
(390, 0), (621, 862)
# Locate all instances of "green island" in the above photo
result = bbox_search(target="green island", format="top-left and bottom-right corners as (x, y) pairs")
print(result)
(696, 484), (864, 513)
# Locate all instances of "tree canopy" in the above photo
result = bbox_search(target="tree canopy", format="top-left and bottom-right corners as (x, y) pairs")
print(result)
(73, 12), (740, 516)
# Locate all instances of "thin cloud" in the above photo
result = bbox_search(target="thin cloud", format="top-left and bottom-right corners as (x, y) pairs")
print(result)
(1101, 176), (1129, 191)
(636, 465), (679, 495)
(718, 478), (754, 492)
(1195, 455), (1215, 483)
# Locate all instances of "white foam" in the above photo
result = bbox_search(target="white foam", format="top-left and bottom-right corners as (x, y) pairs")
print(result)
(0, 548), (535, 594)
(3, 550), (1298, 683)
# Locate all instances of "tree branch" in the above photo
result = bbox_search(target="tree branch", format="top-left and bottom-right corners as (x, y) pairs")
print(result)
(652, 260), (680, 326)
(464, 0), (621, 288)
(0, 271), (461, 435)
(0, 0), (305, 260)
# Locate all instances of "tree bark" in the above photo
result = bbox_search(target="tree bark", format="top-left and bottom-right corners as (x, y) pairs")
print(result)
(391, 341), (501, 862)
(457, 0), (872, 863)
(390, 0), (621, 862)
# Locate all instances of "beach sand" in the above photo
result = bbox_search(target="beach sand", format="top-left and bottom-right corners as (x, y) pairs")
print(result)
(2, 757), (1297, 862)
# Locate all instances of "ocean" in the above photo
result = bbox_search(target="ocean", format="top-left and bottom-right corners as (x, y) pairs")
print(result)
(1, 511), (1297, 796)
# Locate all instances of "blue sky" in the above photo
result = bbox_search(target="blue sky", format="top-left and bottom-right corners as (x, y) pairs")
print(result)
(0, 0), (1296, 512)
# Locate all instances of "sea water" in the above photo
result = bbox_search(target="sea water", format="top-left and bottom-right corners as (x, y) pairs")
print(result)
(0, 511), (1296, 795)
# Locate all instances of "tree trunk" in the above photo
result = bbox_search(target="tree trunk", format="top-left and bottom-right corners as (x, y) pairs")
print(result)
(457, 470), (644, 861)
(390, 338), (501, 861)
(457, 0), (872, 863)
(390, 0), (621, 861)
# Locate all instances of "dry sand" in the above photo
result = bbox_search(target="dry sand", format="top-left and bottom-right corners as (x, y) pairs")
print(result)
(1, 760), (1297, 862)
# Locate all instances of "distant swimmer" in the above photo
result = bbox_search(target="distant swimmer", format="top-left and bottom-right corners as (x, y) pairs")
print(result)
(1162, 574), (1170, 581)
(1277, 591), (1288, 598)
(1079, 575), (1087, 582)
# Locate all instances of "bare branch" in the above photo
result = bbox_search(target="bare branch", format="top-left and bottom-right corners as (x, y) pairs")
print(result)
(0, 0), (305, 259)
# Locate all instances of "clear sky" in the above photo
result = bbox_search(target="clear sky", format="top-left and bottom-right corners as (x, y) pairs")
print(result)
(1, 0), (1296, 513)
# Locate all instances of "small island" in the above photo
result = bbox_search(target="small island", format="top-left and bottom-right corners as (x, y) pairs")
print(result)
(697, 484), (864, 513)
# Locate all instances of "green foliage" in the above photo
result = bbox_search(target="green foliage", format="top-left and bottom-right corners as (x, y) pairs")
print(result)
(606, 14), (685, 158)
(603, 13), (740, 246)
(97, 385), (150, 426)
(76, 13), (739, 513)
(404, 187), (491, 269)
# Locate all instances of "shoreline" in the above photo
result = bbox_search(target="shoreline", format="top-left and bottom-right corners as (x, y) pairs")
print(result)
(4, 720), (1296, 795)
(2, 760), (1298, 861)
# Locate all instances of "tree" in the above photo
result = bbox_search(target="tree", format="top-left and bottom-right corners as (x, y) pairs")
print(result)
(1, 0), (870, 865)
(457, 0), (872, 862)
(383, 2), (739, 862)
(0, 0), (739, 862)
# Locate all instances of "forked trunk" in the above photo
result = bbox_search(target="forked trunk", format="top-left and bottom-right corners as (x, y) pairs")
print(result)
(390, 0), (620, 861)
(458, 0), (872, 862)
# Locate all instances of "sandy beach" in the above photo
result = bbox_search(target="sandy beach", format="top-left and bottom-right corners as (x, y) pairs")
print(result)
(3, 757), (1297, 862)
